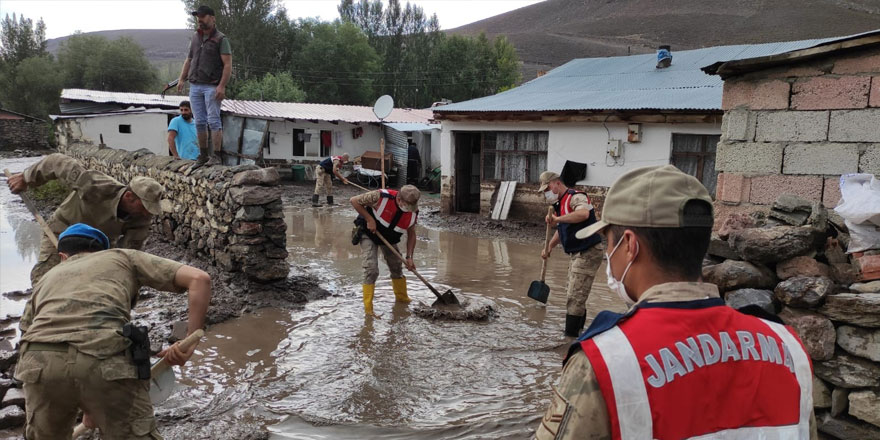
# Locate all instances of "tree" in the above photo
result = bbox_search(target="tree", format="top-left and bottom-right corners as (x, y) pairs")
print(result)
(57, 34), (158, 92)
(236, 71), (305, 102)
(0, 13), (47, 66)
(1, 55), (61, 118)
(427, 33), (521, 104)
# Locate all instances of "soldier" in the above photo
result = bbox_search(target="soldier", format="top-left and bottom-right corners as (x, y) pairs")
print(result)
(14, 223), (212, 439)
(313, 152), (350, 206)
(535, 165), (816, 439)
(538, 171), (604, 337)
(6, 153), (163, 284)
(350, 185), (420, 316)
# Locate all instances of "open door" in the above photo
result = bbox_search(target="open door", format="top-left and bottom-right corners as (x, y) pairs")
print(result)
(454, 132), (481, 213)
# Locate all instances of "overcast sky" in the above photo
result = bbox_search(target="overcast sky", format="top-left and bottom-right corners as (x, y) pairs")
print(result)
(0, 0), (545, 39)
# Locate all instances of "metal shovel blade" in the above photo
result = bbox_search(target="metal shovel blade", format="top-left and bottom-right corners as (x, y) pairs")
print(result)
(527, 280), (550, 303)
(430, 289), (462, 307)
(148, 360), (177, 404)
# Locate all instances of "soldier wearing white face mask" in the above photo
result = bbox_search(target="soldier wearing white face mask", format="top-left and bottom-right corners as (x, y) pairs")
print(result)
(538, 171), (604, 337)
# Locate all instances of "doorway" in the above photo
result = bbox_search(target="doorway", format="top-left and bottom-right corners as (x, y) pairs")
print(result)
(292, 129), (305, 156)
(454, 132), (481, 213)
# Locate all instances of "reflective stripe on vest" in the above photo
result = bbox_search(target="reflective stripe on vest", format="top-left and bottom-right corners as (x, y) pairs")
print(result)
(558, 189), (591, 216)
(580, 305), (812, 440)
(374, 190), (416, 233)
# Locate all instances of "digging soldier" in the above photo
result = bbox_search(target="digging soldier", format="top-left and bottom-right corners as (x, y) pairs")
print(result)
(539, 171), (604, 337)
(14, 223), (212, 439)
(536, 165), (816, 439)
(176, 4), (232, 169)
(6, 153), (164, 284)
(350, 185), (421, 316)
(313, 152), (350, 206)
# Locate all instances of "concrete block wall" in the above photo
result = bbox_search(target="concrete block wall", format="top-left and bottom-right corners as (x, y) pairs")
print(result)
(715, 44), (880, 222)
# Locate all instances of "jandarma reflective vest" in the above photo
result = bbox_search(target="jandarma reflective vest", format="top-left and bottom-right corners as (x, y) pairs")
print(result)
(320, 156), (343, 173)
(553, 188), (600, 254)
(366, 189), (417, 244)
(570, 298), (813, 440)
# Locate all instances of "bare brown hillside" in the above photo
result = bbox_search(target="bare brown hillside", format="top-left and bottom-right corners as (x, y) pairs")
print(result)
(47, 29), (191, 61)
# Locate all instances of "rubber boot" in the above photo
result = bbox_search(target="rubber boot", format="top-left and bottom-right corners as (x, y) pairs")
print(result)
(311, 194), (320, 207)
(190, 146), (210, 170)
(391, 277), (411, 303)
(363, 284), (376, 315)
(326, 196), (335, 206)
(564, 314), (586, 337)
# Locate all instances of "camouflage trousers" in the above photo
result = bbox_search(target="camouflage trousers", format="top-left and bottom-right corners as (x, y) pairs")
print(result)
(565, 245), (604, 316)
(314, 166), (333, 196)
(361, 237), (403, 285)
(30, 232), (61, 286)
(15, 344), (161, 440)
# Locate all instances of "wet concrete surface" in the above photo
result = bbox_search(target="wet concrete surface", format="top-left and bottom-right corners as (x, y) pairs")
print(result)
(0, 157), (627, 439)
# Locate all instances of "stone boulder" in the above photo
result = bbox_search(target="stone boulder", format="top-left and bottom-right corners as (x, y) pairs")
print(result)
(836, 326), (880, 362)
(243, 258), (289, 282)
(831, 263), (860, 285)
(229, 186), (284, 206)
(815, 354), (880, 388)
(231, 167), (280, 186)
(776, 256), (831, 280)
(778, 308), (836, 361)
(774, 276), (836, 308)
(817, 412), (880, 439)
(850, 281), (880, 293)
(703, 260), (777, 293)
(849, 390), (880, 428)
(0, 406), (24, 430)
(769, 193), (813, 226)
(708, 234), (740, 260)
(728, 226), (820, 264)
(819, 293), (880, 327)
(717, 213), (756, 240)
(832, 388), (850, 417)
(0, 388), (23, 408)
(725, 289), (776, 314)
(813, 376), (832, 408)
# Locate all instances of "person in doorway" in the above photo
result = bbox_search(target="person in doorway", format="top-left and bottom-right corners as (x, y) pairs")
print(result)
(535, 165), (816, 439)
(6, 154), (164, 284)
(350, 185), (420, 316)
(167, 100), (199, 160)
(176, 4), (232, 169)
(406, 141), (422, 185)
(313, 152), (350, 206)
(539, 171), (604, 337)
(14, 223), (211, 439)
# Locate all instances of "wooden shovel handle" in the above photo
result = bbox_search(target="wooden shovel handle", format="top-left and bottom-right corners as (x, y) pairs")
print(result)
(540, 206), (554, 282)
(4, 168), (58, 248)
(373, 230), (444, 300)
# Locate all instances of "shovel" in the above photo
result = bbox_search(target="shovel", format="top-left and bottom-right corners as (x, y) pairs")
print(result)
(373, 231), (461, 306)
(4, 168), (58, 248)
(528, 207), (555, 303)
(71, 329), (206, 439)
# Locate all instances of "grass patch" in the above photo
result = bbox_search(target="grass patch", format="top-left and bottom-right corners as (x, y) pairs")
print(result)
(27, 179), (71, 206)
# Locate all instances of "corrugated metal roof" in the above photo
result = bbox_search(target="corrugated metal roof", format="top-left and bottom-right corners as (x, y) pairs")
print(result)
(433, 35), (850, 113)
(383, 122), (440, 132)
(60, 89), (434, 124)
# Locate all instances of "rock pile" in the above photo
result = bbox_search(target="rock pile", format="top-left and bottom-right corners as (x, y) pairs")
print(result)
(705, 193), (880, 438)
(61, 142), (290, 282)
(0, 313), (24, 433)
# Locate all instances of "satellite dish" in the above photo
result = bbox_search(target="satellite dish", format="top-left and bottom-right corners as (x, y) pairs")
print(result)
(373, 95), (394, 120)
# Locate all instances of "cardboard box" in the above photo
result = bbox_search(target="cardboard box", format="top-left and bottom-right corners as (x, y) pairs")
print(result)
(360, 150), (393, 171)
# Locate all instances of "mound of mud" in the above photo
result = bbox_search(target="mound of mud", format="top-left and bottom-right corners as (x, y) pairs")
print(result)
(411, 295), (497, 321)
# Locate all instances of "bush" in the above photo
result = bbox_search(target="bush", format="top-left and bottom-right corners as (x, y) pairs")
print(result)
(27, 179), (70, 206)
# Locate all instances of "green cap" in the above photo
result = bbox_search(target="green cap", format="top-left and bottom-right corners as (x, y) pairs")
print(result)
(575, 165), (713, 239)
(129, 176), (164, 216)
(537, 171), (560, 192)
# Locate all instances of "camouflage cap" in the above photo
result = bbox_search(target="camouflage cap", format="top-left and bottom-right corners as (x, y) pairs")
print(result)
(397, 185), (420, 213)
(129, 176), (164, 216)
(575, 165), (713, 239)
(537, 171), (560, 192)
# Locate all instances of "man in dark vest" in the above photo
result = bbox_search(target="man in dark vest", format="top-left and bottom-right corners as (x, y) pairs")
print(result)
(176, 4), (232, 169)
(539, 171), (604, 337)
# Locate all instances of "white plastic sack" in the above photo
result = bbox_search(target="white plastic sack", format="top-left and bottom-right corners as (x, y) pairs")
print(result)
(835, 173), (880, 226)
(845, 219), (880, 254)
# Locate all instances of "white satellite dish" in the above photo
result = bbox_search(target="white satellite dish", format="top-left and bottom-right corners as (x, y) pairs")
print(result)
(373, 95), (394, 120)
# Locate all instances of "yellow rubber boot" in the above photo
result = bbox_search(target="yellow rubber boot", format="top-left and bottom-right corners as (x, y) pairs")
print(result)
(391, 277), (411, 303)
(363, 284), (376, 315)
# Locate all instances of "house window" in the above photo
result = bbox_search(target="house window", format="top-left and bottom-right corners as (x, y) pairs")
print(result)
(481, 131), (548, 183)
(670, 133), (720, 197)
(119, 124), (132, 134)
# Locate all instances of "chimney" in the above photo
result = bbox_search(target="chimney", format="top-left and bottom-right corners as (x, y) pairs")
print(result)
(656, 45), (672, 69)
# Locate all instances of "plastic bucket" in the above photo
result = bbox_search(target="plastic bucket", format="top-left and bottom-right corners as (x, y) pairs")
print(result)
(291, 165), (306, 182)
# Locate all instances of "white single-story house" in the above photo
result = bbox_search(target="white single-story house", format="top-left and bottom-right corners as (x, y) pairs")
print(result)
(53, 89), (438, 184)
(432, 38), (839, 220)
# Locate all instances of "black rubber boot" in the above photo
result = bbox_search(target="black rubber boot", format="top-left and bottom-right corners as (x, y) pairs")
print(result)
(327, 196), (334, 205)
(190, 147), (210, 170)
(564, 314), (587, 337)
(311, 194), (320, 207)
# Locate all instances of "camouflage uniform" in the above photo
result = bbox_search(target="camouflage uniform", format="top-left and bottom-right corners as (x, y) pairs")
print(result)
(314, 158), (341, 196)
(562, 194), (603, 317)
(21, 154), (152, 284)
(15, 249), (184, 439)
(353, 191), (404, 284)
(535, 282), (819, 440)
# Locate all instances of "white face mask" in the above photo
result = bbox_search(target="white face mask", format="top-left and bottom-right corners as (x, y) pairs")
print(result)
(544, 190), (558, 202)
(606, 234), (639, 307)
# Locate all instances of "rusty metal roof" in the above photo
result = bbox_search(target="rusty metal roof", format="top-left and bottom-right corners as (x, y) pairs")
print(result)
(60, 89), (433, 124)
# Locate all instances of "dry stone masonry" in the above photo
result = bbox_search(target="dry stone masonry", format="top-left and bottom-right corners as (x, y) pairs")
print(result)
(706, 193), (880, 438)
(60, 142), (290, 282)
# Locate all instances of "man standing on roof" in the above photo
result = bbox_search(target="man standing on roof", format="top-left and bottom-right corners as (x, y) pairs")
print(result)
(539, 171), (604, 337)
(15, 223), (212, 439)
(6, 154), (164, 285)
(176, 4), (232, 169)
(313, 152), (350, 206)
(167, 100), (199, 160)
(350, 185), (420, 316)
(535, 165), (816, 439)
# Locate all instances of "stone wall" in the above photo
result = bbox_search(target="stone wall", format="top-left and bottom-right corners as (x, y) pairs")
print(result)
(60, 142), (290, 282)
(0, 120), (49, 151)
(714, 44), (880, 225)
(707, 194), (880, 438)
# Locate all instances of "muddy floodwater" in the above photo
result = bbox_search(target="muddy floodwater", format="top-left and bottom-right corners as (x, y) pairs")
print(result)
(0, 156), (625, 439)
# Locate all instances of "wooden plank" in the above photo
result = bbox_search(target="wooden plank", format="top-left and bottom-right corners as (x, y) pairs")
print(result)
(499, 181), (517, 220)
(491, 181), (508, 220)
